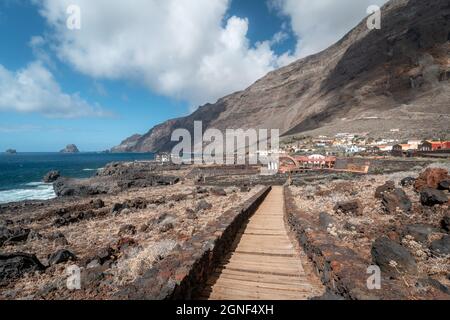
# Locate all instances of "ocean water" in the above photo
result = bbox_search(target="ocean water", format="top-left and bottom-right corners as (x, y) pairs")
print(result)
(0, 153), (154, 204)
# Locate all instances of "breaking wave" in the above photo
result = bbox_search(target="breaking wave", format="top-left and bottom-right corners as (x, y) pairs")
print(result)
(0, 182), (56, 204)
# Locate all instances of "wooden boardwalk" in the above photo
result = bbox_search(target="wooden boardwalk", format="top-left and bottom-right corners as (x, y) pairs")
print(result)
(202, 186), (319, 300)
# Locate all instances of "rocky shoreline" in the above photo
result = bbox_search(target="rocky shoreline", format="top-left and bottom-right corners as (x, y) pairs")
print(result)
(0, 161), (264, 299)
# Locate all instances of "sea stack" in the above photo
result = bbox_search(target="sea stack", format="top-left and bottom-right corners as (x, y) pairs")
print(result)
(60, 144), (80, 154)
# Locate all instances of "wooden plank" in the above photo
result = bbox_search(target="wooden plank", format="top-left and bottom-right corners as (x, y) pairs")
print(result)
(204, 187), (317, 300)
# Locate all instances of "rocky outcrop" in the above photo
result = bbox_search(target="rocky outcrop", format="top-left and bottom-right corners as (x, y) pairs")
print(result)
(53, 162), (181, 198)
(371, 237), (417, 277)
(114, 0), (450, 152)
(382, 188), (412, 214)
(43, 171), (61, 183)
(0, 227), (30, 247)
(430, 235), (450, 256)
(375, 181), (396, 199)
(334, 200), (363, 216)
(441, 215), (450, 232)
(48, 249), (77, 265)
(60, 144), (80, 154)
(0, 253), (46, 286)
(415, 168), (450, 191)
(5, 149), (17, 155)
(403, 224), (438, 243)
(438, 180), (450, 191)
(420, 188), (448, 207)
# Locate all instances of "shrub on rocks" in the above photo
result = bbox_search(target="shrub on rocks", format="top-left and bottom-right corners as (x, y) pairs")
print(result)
(415, 168), (450, 191)
(382, 189), (412, 214)
(420, 188), (448, 206)
(48, 249), (77, 265)
(371, 237), (417, 277)
(334, 200), (363, 216)
(0, 253), (46, 286)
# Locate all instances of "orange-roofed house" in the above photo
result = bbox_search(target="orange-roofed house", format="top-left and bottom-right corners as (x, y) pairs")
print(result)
(419, 141), (450, 152)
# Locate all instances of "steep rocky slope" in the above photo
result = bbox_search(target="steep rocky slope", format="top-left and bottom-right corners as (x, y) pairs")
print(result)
(114, 0), (450, 153)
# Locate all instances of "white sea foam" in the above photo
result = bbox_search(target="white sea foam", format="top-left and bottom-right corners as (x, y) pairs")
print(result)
(82, 168), (97, 171)
(0, 183), (56, 204)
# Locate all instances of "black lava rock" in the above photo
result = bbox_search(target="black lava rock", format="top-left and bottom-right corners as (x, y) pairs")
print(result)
(420, 188), (448, 206)
(0, 253), (45, 286)
(48, 249), (77, 265)
(430, 235), (450, 256)
(371, 237), (417, 276)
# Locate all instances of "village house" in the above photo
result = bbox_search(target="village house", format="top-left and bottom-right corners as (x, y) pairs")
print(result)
(294, 154), (337, 169)
(419, 141), (450, 151)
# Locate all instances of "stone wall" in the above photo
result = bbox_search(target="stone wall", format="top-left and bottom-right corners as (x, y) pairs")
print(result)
(114, 186), (272, 300)
(283, 187), (406, 300)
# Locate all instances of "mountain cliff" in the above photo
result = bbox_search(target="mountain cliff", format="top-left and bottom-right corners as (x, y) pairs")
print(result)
(113, 0), (450, 153)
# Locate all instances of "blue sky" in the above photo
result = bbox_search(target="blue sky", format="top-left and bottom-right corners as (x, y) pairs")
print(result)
(0, 0), (386, 152)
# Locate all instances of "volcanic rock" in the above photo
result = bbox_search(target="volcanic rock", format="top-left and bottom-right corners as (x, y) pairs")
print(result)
(48, 249), (77, 265)
(438, 180), (450, 191)
(371, 237), (417, 276)
(430, 235), (450, 256)
(400, 177), (416, 187)
(43, 171), (60, 183)
(334, 200), (363, 216)
(375, 181), (396, 199)
(415, 168), (450, 191)
(441, 215), (450, 232)
(196, 200), (213, 212)
(420, 188), (448, 206)
(211, 187), (227, 196)
(403, 224), (438, 243)
(382, 189), (412, 214)
(0, 253), (46, 286)
(319, 212), (336, 230)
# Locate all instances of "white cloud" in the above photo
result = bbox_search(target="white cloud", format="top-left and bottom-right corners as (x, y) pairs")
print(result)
(269, 0), (389, 58)
(0, 62), (108, 118)
(34, 0), (292, 107)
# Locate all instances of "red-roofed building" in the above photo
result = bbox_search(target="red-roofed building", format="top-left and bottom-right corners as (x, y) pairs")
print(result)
(419, 141), (450, 151)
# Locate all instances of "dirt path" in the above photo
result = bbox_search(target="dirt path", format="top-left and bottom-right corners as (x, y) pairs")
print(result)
(202, 186), (324, 300)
